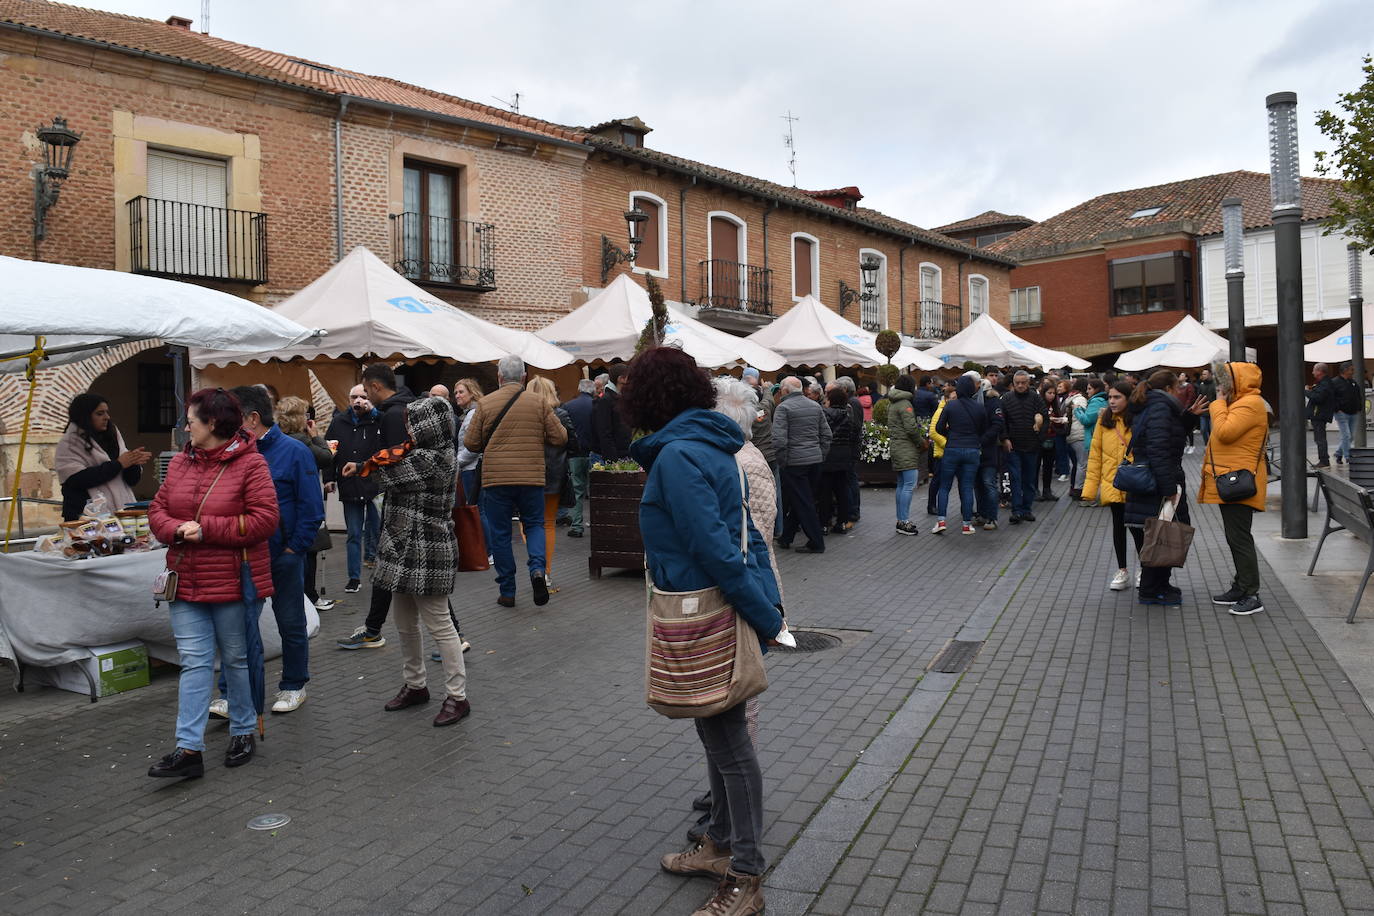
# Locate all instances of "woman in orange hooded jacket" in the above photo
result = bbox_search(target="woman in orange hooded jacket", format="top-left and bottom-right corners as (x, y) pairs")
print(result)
(1198, 361), (1268, 617)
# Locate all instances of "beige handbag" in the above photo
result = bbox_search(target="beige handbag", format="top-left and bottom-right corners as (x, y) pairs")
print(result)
(645, 465), (769, 719)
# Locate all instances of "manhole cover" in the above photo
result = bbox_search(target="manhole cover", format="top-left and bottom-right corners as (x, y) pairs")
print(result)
(772, 630), (843, 653)
(247, 813), (291, 831)
(928, 639), (983, 674)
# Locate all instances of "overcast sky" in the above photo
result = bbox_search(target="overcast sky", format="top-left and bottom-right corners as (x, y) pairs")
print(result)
(87, 0), (1374, 229)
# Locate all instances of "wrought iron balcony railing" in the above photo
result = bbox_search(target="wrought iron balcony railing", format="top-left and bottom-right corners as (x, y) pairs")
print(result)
(913, 300), (963, 341)
(127, 196), (268, 283)
(698, 260), (773, 315)
(390, 213), (496, 290)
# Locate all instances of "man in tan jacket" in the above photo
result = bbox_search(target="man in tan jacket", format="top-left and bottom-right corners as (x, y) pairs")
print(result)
(464, 355), (568, 607)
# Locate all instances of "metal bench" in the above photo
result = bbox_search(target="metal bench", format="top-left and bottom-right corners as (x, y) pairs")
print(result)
(1308, 470), (1374, 623)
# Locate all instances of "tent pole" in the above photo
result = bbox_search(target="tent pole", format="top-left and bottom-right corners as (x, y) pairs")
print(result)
(4, 339), (44, 553)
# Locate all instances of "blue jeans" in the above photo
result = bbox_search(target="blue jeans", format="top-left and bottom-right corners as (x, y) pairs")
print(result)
(977, 465), (1000, 522)
(341, 499), (380, 581)
(937, 447), (980, 522)
(1199, 413), (1212, 446)
(894, 469), (917, 523)
(218, 551), (310, 694)
(1007, 449), (1039, 516)
(461, 468), (494, 554)
(1336, 412), (1355, 461)
(482, 485), (546, 597)
(171, 599), (257, 749)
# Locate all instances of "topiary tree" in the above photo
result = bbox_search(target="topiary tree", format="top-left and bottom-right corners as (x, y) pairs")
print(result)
(872, 397), (890, 426)
(874, 329), (901, 392)
(877, 363), (899, 388)
(635, 274), (670, 353)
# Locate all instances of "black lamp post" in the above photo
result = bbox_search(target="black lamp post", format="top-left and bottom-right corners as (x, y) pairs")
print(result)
(33, 116), (82, 241)
(1221, 196), (1246, 361)
(1352, 243), (1366, 449)
(600, 207), (648, 283)
(839, 255), (882, 326)
(1267, 91), (1306, 538)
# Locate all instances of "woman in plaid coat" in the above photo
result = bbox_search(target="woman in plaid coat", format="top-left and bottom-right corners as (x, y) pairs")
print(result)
(345, 395), (470, 727)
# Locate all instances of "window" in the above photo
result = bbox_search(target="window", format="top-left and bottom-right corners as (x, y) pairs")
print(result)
(974, 230), (1014, 247)
(137, 363), (177, 434)
(145, 149), (230, 277)
(706, 211), (749, 309)
(968, 274), (989, 318)
(791, 233), (818, 299)
(630, 192), (667, 276)
(859, 249), (888, 330)
(1109, 252), (1192, 316)
(1010, 287), (1041, 325)
(1129, 206), (1164, 218)
(918, 262), (943, 335)
(400, 159), (460, 282)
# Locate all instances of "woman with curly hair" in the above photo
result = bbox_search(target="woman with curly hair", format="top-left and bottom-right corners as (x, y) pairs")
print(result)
(625, 347), (787, 916)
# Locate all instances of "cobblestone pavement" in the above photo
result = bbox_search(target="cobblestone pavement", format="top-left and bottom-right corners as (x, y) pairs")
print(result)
(7, 453), (1374, 914)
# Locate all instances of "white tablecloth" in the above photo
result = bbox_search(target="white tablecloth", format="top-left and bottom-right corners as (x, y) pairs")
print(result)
(0, 549), (316, 669)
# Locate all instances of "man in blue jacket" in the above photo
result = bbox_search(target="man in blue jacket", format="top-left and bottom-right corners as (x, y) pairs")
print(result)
(226, 385), (325, 715)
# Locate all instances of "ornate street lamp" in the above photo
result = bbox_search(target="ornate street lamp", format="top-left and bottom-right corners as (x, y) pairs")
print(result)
(1267, 90), (1306, 537)
(600, 207), (648, 283)
(1351, 243), (1366, 448)
(1221, 196), (1246, 361)
(838, 255), (882, 324)
(33, 116), (81, 241)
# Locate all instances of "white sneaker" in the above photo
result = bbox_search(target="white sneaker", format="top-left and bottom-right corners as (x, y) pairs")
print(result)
(1135, 569), (1141, 587)
(1057, 474), (1069, 482)
(1109, 569), (1130, 591)
(208, 698), (229, 719)
(271, 688), (307, 713)
(314, 598), (336, 610)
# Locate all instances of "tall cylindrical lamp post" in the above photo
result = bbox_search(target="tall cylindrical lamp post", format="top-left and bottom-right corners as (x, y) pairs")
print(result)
(1268, 91), (1306, 538)
(1352, 243), (1367, 448)
(1222, 196), (1246, 361)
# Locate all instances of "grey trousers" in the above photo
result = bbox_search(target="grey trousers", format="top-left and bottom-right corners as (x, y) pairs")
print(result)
(392, 593), (468, 699)
(697, 699), (766, 875)
(1219, 503), (1261, 596)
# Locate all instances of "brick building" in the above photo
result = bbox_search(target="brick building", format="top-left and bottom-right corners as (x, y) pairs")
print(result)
(581, 118), (1015, 349)
(932, 210), (1036, 250)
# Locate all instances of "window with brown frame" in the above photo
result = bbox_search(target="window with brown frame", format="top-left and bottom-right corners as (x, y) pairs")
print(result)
(400, 160), (460, 282)
(1109, 252), (1192, 316)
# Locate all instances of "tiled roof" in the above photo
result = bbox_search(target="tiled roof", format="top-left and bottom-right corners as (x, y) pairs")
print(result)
(0, 0), (583, 144)
(991, 170), (1350, 260)
(932, 210), (1035, 234)
(801, 187), (863, 199)
(584, 137), (1017, 267)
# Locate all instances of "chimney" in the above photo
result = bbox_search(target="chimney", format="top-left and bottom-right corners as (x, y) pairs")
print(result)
(165, 15), (193, 29)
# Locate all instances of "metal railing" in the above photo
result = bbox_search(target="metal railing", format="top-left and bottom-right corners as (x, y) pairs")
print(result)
(914, 300), (963, 340)
(128, 196), (268, 283)
(0, 495), (64, 550)
(391, 213), (496, 290)
(698, 260), (773, 314)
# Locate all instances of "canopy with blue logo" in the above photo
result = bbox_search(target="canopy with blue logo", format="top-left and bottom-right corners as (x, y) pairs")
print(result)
(1304, 303), (1374, 363)
(189, 245), (571, 370)
(1115, 314), (1254, 371)
(924, 313), (1089, 372)
(741, 294), (941, 370)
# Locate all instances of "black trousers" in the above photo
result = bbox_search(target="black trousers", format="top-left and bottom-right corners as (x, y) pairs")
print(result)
(1109, 502), (1128, 569)
(1312, 419), (1330, 463)
(780, 464), (825, 550)
(816, 469), (851, 529)
(1219, 503), (1260, 595)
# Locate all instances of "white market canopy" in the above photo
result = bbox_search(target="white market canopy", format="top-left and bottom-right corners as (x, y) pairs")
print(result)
(741, 294), (942, 370)
(0, 255), (318, 371)
(1115, 315), (1255, 371)
(1305, 303), (1374, 363)
(539, 273), (785, 370)
(191, 246), (571, 369)
(924, 313), (1090, 372)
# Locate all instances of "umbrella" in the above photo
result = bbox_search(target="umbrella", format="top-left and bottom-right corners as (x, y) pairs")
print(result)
(1305, 302), (1374, 363)
(191, 246), (571, 369)
(239, 562), (266, 739)
(742, 294), (943, 369)
(924, 313), (1090, 372)
(538, 274), (785, 370)
(1115, 314), (1254, 370)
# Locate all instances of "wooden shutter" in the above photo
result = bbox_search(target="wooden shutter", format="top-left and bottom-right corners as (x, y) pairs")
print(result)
(794, 237), (813, 297)
(633, 196), (661, 271)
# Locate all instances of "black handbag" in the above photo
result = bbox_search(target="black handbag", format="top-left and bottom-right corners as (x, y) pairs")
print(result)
(1207, 434), (1264, 503)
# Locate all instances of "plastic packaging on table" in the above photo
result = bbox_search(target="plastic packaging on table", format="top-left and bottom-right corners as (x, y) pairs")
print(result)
(81, 494), (109, 518)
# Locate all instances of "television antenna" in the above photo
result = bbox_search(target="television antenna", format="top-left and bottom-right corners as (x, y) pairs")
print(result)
(493, 92), (521, 114)
(782, 110), (799, 186)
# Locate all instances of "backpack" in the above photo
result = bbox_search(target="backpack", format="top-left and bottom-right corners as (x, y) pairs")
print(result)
(1336, 377), (1362, 415)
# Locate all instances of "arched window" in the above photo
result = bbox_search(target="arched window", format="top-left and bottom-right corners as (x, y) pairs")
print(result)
(968, 274), (989, 318)
(706, 211), (748, 309)
(858, 248), (888, 330)
(791, 232), (819, 300)
(629, 191), (668, 277)
(919, 263), (944, 337)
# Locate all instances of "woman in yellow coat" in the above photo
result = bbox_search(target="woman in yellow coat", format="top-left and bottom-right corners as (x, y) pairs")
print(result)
(1082, 379), (1135, 591)
(1198, 361), (1268, 617)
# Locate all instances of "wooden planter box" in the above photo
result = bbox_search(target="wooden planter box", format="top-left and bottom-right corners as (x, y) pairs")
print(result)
(589, 469), (646, 578)
(858, 457), (897, 487)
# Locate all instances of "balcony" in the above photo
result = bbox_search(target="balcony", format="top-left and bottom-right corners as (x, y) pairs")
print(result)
(127, 196), (267, 284)
(390, 213), (496, 291)
(912, 300), (963, 341)
(694, 260), (773, 334)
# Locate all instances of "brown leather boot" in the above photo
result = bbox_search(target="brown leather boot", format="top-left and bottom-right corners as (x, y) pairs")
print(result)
(660, 835), (731, 878)
(692, 869), (764, 915)
(384, 684), (430, 711)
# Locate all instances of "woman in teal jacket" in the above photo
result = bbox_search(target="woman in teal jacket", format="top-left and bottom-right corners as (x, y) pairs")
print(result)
(1075, 378), (1109, 484)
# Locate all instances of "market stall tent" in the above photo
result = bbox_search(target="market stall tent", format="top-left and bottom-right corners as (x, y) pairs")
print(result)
(742, 294), (942, 370)
(538, 274), (785, 370)
(1114, 315), (1254, 371)
(923, 313), (1090, 372)
(1305, 303), (1374, 363)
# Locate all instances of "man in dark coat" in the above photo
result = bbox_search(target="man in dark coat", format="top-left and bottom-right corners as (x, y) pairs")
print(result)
(977, 385), (1006, 529)
(591, 363), (632, 460)
(1000, 371), (1047, 524)
(325, 384), (382, 593)
(560, 379), (596, 536)
(1304, 362), (1337, 469)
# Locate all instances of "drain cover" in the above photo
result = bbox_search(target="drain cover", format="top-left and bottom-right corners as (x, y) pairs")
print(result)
(247, 813), (291, 831)
(928, 640), (983, 674)
(771, 630), (842, 653)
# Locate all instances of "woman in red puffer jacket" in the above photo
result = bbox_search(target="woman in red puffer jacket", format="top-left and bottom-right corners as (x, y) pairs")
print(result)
(147, 388), (278, 780)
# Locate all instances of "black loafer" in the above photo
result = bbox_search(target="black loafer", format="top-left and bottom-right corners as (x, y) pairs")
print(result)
(148, 747), (204, 779)
(224, 734), (255, 768)
(531, 574), (550, 607)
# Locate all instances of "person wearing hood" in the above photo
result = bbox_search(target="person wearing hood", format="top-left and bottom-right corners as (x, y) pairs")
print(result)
(1199, 362), (1268, 617)
(1075, 378), (1109, 503)
(933, 374), (989, 534)
(1125, 370), (1207, 605)
(887, 375), (925, 536)
(624, 347), (786, 916)
(344, 396), (471, 727)
(325, 385), (383, 593)
(147, 388), (279, 779)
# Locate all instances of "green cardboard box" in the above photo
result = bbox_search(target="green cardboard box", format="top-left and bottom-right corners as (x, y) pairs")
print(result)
(32, 640), (149, 697)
